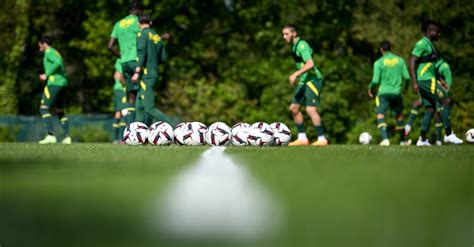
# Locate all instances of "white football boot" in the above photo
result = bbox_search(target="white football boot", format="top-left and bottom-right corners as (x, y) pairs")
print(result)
(435, 140), (442, 146)
(62, 136), (72, 144)
(400, 139), (412, 146)
(379, 139), (390, 146)
(416, 137), (431, 146)
(39, 135), (57, 144)
(444, 132), (463, 144)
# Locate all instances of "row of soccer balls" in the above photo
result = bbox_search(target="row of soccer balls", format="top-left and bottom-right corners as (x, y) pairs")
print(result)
(123, 121), (292, 146)
(358, 129), (474, 144)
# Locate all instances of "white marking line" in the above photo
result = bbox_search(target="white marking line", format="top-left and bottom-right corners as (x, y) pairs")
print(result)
(153, 146), (281, 242)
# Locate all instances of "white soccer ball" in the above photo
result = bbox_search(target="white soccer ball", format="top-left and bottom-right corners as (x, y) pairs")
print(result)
(177, 122), (207, 146)
(123, 122), (148, 145)
(206, 122), (232, 146)
(231, 123), (250, 146)
(359, 132), (372, 145)
(247, 122), (274, 146)
(465, 128), (474, 143)
(174, 122), (189, 146)
(270, 122), (291, 146)
(148, 121), (175, 146)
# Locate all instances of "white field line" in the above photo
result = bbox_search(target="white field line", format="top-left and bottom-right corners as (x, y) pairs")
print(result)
(152, 146), (281, 242)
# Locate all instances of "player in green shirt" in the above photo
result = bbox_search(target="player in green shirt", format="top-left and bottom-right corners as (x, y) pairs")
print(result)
(108, 2), (142, 125)
(37, 36), (71, 144)
(368, 41), (411, 146)
(131, 14), (172, 125)
(112, 58), (127, 143)
(282, 24), (328, 146)
(405, 57), (452, 145)
(409, 21), (462, 146)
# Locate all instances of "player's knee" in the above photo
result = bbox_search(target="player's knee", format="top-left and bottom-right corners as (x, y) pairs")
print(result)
(114, 111), (121, 119)
(442, 98), (451, 107)
(413, 100), (422, 108)
(289, 105), (299, 115)
(305, 106), (317, 115)
(426, 107), (435, 113)
(376, 114), (384, 119)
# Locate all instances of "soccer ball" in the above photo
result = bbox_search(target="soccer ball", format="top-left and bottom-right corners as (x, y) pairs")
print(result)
(123, 122), (149, 145)
(466, 128), (474, 143)
(359, 132), (372, 145)
(270, 122), (291, 146)
(206, 122), (232, 146)
(177, 122), (207, 146)
(231, 123), (250, 146)
(248, 122), (274, 146)
(148, 121), (174, 146)
(174, 122), (188, 146)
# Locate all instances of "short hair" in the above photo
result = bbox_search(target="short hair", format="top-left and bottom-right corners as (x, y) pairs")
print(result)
(283, 24), (298, 32)
(40, 35), (52, 45)
(380, 40), (391, 51)
(139, 13), (151, 24)
(129, 1), (142, 13)
(422, 20), (441, 33)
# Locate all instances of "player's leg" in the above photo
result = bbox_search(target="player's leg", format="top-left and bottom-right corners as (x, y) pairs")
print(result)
(54, 87), (70, 144)
(140, 78), (172, 124)
(122, 62), (137, 124)
(375, 95), (389, 146)
(288, 84), (309, 146)
(436, 91), (463, 144)
(433, 111), (443, 145)
(39, 86), (58, 144)
(112, 111), (121, 143)
(405, 98), (422, 137)
(304, 79), (327, 146)
(135, 89), (145, 123)
(392, 95), (410, 145)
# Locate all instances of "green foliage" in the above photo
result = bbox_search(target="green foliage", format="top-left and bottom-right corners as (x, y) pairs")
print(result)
(1, 0), (473, 142)
(0, 126), (20, 142)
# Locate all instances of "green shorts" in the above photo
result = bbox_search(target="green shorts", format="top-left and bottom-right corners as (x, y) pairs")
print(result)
(418, 78), (449, 108)
(291, 78), (323, 107)
(375, 94), (403, 115)
(114, 89), (127, 111)
(40, 85), (66, 108)
(122, 61), (139, 93)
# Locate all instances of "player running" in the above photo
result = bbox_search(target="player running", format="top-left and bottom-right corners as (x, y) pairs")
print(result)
(131, 14), (172, 125)
(409, 21), (462, 146)
(108, 2), (142, 124)
(282, 24), (328, 146)
(37, 36), (71, 144)
(405, 57), (452, 145)
(368, 41), (411, 146)
(112, 58), (127, 143)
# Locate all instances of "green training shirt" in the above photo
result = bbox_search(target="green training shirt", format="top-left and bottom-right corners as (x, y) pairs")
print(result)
(369, 51), (410, 95)
(43, 47), (68, 87)
(111, 15), (140, 63)
(436, 58), (452, 89)
(113, 58), (124, 91)
(411, 36), (437, 81)
(136, 28), (168, 78)
(291, 37), (322, 85)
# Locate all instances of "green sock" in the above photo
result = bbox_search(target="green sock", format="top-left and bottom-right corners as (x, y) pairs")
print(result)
(377, 118), (388, 140)
(58, 112), (69, 137)
(119, 116), (127, 140)
(420, 109), (434, 141)
(314, 125), (324, 137)
(40, 108), (54, 135)
(396, 120), (405, 141)
(296, 124), (305, 133)
(439, 104), (452, 136)
(407, 108), (419, 127)
(113, 118), (120, 141)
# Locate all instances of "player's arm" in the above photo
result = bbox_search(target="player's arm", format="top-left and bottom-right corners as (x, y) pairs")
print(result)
(289, 42), (316, 84)
(44, 51), (61, 79)
(132, 33), (147, 81)
(440, 63), (452, 90)
(108, 38), (120, 58)
(368, 62), (380, 98)
(409, 55), (419, 94)
(402, 60), (410, 93)
(108, 23), (120, 57)
(156, 41), (168, 64)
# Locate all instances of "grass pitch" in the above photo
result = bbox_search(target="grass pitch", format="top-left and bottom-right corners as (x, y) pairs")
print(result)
(0, 143), (472, 247)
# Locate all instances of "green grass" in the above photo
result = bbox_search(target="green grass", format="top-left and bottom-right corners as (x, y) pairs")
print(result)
(0, 143), (473, 247)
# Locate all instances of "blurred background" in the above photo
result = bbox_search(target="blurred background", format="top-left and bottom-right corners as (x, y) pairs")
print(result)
(0, 0), (472, 143)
